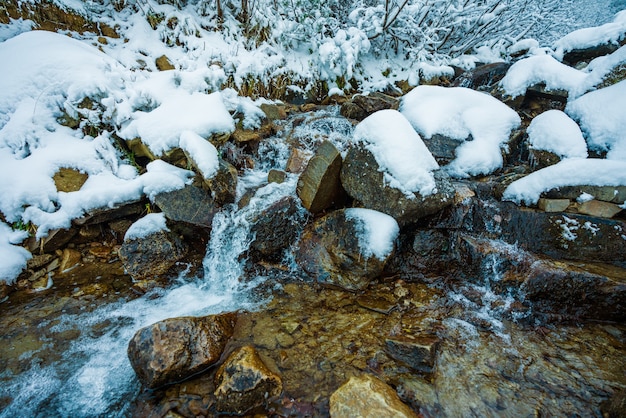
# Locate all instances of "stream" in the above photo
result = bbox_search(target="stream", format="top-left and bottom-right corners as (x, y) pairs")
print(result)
(0, 108), (625, 417)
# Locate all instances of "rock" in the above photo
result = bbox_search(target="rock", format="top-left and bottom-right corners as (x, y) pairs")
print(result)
(74, 201), (146, 226)
(119, 228), (188, 281)
(452, 62), (511, 91)
(561, 43), (621, 67)
(155, 54), (175, 71)
(59, 248), (82, 272)
(206, 160), (238, 206)
(27, 227), (77, 253)
(296, 140), (347, 214)
(260, 103), (287, 121)
(538, 198), (570, 213)
(456, 234), (626, 321)
(341, 144), (455, 226)
(214, 345), (283, 415)
(329, 374), (418, 418)
(526, 83), (569, 103)
(268, 169), (286, 184)
(109, 219), (133, 241)
(421, 134), (466, 165)
(53, 167), (88, 192)
(296, 209), (396, 291)
(385, 334), (440, 372)
(605, 388), (626, 418)
(573, 199), (623, 218)
(153, 184), (217, 228)
(542, 185), (626, 204)
(340, 92), (399, 121)
(249, 196), (304, 261)
(285, 148), (312, 173)
(127, 313), (237, 389)
(529, 149), (561, 169)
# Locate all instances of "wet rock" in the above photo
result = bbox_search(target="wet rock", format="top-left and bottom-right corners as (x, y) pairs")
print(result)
(286, 148), (312, 173)
(296, 209), (396, 291)
(341, 145), (455, 226)
(453, 62), (511, 91)
(59, 248), (82, 272)
(153, 184), (217, 228)
(53, 167), (88, 192)
(119, 228), (188, 281)
(329, 374), (418, 418)
(296, 140), (347, 214)
(206, 159), (238, 206)
(249, 196), (304, 261)
(268, 169), (286, 184)
(561, 43), (621, 67)
(127, 312), (237, 389)
(214, 345), (283, 415)
(385, 334), (440, 372)
(538, 198), (570, 213)
(155, 54), (175, 71)
(260, 103), (288, 121)
(340, 92), (399, 121)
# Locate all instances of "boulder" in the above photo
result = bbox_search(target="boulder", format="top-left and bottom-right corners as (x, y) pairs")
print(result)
(53, 167), (88, 192)
(127, 313), (237, 389)
(119, 228), (188, 281)
(249, 196), (304, 261)
(153, 184), (217, 228)
(341, 144), (455, 226)
(285, 147), (312, 173)
(340, 92), (399, 121)
(329, 374), (418, 418)
(421, 134), (466, 165)
(296, 208), (398, 291)
(561, 43), (621, 67)
(206, 159), (238, 206)
(296, 140), (347, 214)
(452, 62), (511, 91)
(214, 345), (283, 415)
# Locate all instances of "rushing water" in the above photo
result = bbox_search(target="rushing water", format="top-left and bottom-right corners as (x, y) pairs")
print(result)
(0, 108), (625, 417)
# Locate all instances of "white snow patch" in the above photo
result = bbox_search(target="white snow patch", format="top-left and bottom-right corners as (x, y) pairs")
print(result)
(141, 160), (194, 202)
(352, 109), (439, 197)
(577, 192), (595, 203)
(566, 80), (626, 160)
(124, 213), (169, 241)
(503, 159), (626, 205)
(554, 10), (626, 59)
(345, 208), (399, 260)
(556, 216), (579, 242)
(179, 131), (219, 180)
(400, 86), (521, 178)
(527, 110), (587, 159)
(0, 222), (32, 284)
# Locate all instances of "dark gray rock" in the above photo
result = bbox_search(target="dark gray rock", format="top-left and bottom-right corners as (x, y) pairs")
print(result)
(153, 184), (217, 228)
(249, 196), (304, 261)
(340, 92), (399, 121)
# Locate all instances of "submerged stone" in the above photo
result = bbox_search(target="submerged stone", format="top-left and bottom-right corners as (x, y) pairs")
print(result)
(127, 313), (237, 389)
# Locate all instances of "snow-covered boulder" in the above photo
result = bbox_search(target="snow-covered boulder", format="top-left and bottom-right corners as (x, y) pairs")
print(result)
(400, 86), (521, 178)
(527, 110), (587, 168)
(296, 208), (399, 291)
(340, 110), (454, 225)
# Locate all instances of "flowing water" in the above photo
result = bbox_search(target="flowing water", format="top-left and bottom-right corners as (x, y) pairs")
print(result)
(0, 108), (625, 417)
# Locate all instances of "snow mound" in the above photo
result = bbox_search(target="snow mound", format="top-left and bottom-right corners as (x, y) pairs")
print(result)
(502, 159), (626, 205)
(119, 91), (234, 157)
(527, 110), (587, 159)
(179, 131), (219, 180)
(124, 213), (169, 241)
(499, 54), (587, 98)
(345, 208), (399, 260)
(566, 80), (626, 160)
(0, 222), (31, 285)
(400, 86), (521, 178)
(352, 109), (439, 197)
(554, 10), (626, 59)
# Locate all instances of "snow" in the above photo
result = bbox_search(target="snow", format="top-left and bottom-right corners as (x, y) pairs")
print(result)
(0, 222), (31, 284)
(502, 159), (626, 205)
(352, 109), (439, 197)
(124, 213), (169, 241)
(499, 54), (587, 98)
(179, 131), (220, 180)
(400, 86), (521, 178)
(566, 80), (626, 160)
(344, 208), (399, 260)
(554, 10), (626, 59)
(527, 110), (588, 159)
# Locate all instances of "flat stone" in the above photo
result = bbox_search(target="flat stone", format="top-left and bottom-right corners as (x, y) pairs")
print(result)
(53, 167), (88, 192)
(538, 198), (570, 213)
(153, 184), (217, 228)
(330, 374), (418, 418)
(268, 169), (286, 184)
(155, 54), (175, 71)
(543, 185), (626, 204)
(575, 200), (623, 218)
(385, 334), (440, 371)
(60, 248), (82, 272)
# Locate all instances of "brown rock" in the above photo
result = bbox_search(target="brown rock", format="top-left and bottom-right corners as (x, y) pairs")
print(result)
(574, 199), (623, 218)
(53, 167), (88, 192)
(260, 103), (287, 121)
(285, 148), (312, 173)
(155, 55), (175, 71)
(542, 185), (626, 204)
(268, 169), (286, 184)
(538, 198), (570, 213)
(127, 312), (237, 389)
(214, 345), (283, 415)
(206, 160), (238, 206)
(530, 149), (561, 169)
(153, 184), (217, 228)
(385, 334), (440, 372)
(340, 92), (399, 122)
(329, 374), (418, 418)
(59, 248), (82, 272)
(296, 140), (347, 214)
